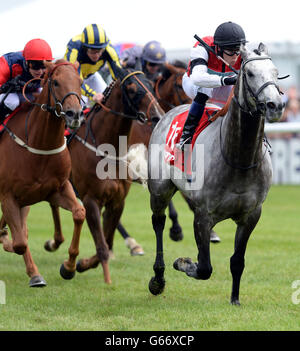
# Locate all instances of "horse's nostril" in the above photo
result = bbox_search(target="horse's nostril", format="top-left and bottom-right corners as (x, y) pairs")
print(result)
(66, 110), (75, 118)
(266, 102), (276, 110)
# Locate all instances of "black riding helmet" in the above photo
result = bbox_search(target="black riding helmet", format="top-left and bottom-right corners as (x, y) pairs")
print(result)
(214, 21), (247, 49)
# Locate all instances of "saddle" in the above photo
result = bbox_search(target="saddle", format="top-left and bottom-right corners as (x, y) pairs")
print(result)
(164, 90), (233, 172)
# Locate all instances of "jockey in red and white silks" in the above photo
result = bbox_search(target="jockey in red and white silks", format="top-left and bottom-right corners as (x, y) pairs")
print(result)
(177, 21), (247, 150)
(183, 36), (241, 108)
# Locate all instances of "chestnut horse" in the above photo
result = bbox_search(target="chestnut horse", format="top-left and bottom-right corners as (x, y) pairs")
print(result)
(0, 60), (85, 287)
(45, 65), (165, 283)
(116, 61), (193, 254)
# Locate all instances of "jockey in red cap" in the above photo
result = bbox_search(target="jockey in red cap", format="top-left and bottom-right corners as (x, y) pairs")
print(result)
(0, 38), (53, 122)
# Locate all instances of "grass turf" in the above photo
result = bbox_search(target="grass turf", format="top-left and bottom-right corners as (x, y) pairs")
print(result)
(0, 184), (300, 331)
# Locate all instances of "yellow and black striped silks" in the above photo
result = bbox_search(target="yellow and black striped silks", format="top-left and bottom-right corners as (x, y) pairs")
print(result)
(64, 33), (121, 99)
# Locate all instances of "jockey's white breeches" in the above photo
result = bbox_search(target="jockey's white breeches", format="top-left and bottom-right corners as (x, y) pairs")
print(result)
(0, 92), (20, 111)
(182, 72), (233, 108)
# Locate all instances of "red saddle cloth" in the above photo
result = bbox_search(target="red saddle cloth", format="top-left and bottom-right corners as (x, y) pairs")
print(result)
(164, 105), (220, 172)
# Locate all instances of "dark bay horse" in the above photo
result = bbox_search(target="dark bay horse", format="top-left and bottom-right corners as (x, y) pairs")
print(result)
(147, 44), (283, 304)
(0, 60), (85, 287)
(46, 65), (165, 284)
(116, 62), (193, 254)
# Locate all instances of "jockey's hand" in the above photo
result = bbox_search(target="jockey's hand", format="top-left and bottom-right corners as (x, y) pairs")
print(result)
(221, 74), (237, 86)
(92, 92), (104, 104)
(0, 77), (26, 93)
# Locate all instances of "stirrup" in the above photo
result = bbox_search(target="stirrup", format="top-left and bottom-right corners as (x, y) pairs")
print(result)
(175, 137), (191, 151)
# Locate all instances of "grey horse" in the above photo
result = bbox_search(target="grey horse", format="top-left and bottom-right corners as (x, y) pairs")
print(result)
(147, 43), (283, 305)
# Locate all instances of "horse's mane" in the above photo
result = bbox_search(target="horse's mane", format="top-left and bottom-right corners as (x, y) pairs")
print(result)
(102, 80), (117, 104)
(161, 61), (187, 81)
(171, 60), (187, 69)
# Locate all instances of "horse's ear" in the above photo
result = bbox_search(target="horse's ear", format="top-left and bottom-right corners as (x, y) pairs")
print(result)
(258, 42), (268, 55)
(240, 44), (249, 61)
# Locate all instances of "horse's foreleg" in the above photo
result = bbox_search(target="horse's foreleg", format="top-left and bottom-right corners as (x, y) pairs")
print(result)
(49, 181), (85, 280)
(168, 200), (183, 242)
(44, 205), (65, 252)
(1, 196), (27, 254)
(230, 207), (262, 306)
(174, 209), (212, 280)
(76, 195), (111, 284)
(183, 195), (220, 243)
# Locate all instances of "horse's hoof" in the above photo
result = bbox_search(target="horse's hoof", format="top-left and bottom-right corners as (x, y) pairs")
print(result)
(44, 240), (56, 252)
(210, 231), (221, 243)
(169, 225), (183, 242)
(130, 246), (145, 256)
(60, 264), (75, 280)
(125, 238), (144, 256)
(76, 260), (86, 273)
(173, 257), (193, 271)
(231, 299), (241, 306)
(148, 276), (165, 295)
(29, 275), (47, 288)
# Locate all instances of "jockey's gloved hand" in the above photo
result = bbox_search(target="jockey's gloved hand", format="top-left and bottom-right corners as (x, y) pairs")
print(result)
(221, 74), (237, 86)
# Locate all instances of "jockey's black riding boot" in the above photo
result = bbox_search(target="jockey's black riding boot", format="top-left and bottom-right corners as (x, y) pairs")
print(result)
(176, 92), (209, 151)
(0, 104), (12, 124)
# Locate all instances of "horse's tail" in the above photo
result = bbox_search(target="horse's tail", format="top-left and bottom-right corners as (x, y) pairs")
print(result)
(127, 143), (148, 187)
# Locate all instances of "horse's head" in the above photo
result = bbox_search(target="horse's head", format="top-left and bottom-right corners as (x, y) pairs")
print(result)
(157, 62), (192, 111)
(43, 60), (84, 129)
(236, 43), (283, 122)
(113, 64), (165, 125)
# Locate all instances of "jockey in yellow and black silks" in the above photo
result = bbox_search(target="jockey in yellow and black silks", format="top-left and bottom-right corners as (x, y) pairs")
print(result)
(64, 23), (121, 106)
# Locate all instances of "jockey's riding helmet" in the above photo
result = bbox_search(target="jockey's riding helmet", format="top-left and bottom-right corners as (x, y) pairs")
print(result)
(142, 41), (166, 64)
(81, 24), (109, 49)
(214, 22), (247, 49)
(23, 39), (53, 61)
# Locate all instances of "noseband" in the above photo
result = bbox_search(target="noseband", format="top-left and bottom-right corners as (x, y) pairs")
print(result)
(22, 62), (82, 118)
(234, 56), (281, 116)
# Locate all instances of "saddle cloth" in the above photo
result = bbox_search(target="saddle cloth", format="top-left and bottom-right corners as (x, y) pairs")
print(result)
(164, 104), (221, 172)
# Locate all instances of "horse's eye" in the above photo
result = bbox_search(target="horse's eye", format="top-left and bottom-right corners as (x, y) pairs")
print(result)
(53, 80), (59, 87)
(247, 70), (254, 78)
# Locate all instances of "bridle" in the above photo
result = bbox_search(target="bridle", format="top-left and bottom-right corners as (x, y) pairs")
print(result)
(233, 56), (282, 116)
(97, 69), (158, 124)
(220, 55), (280, 170)
(22, 62), (82, 119)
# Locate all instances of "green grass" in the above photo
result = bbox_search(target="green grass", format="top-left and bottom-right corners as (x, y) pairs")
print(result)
(1, 184), (300, 330)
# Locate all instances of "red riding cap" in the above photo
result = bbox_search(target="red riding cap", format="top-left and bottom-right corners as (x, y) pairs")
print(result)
(23, 39), (53, 61)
